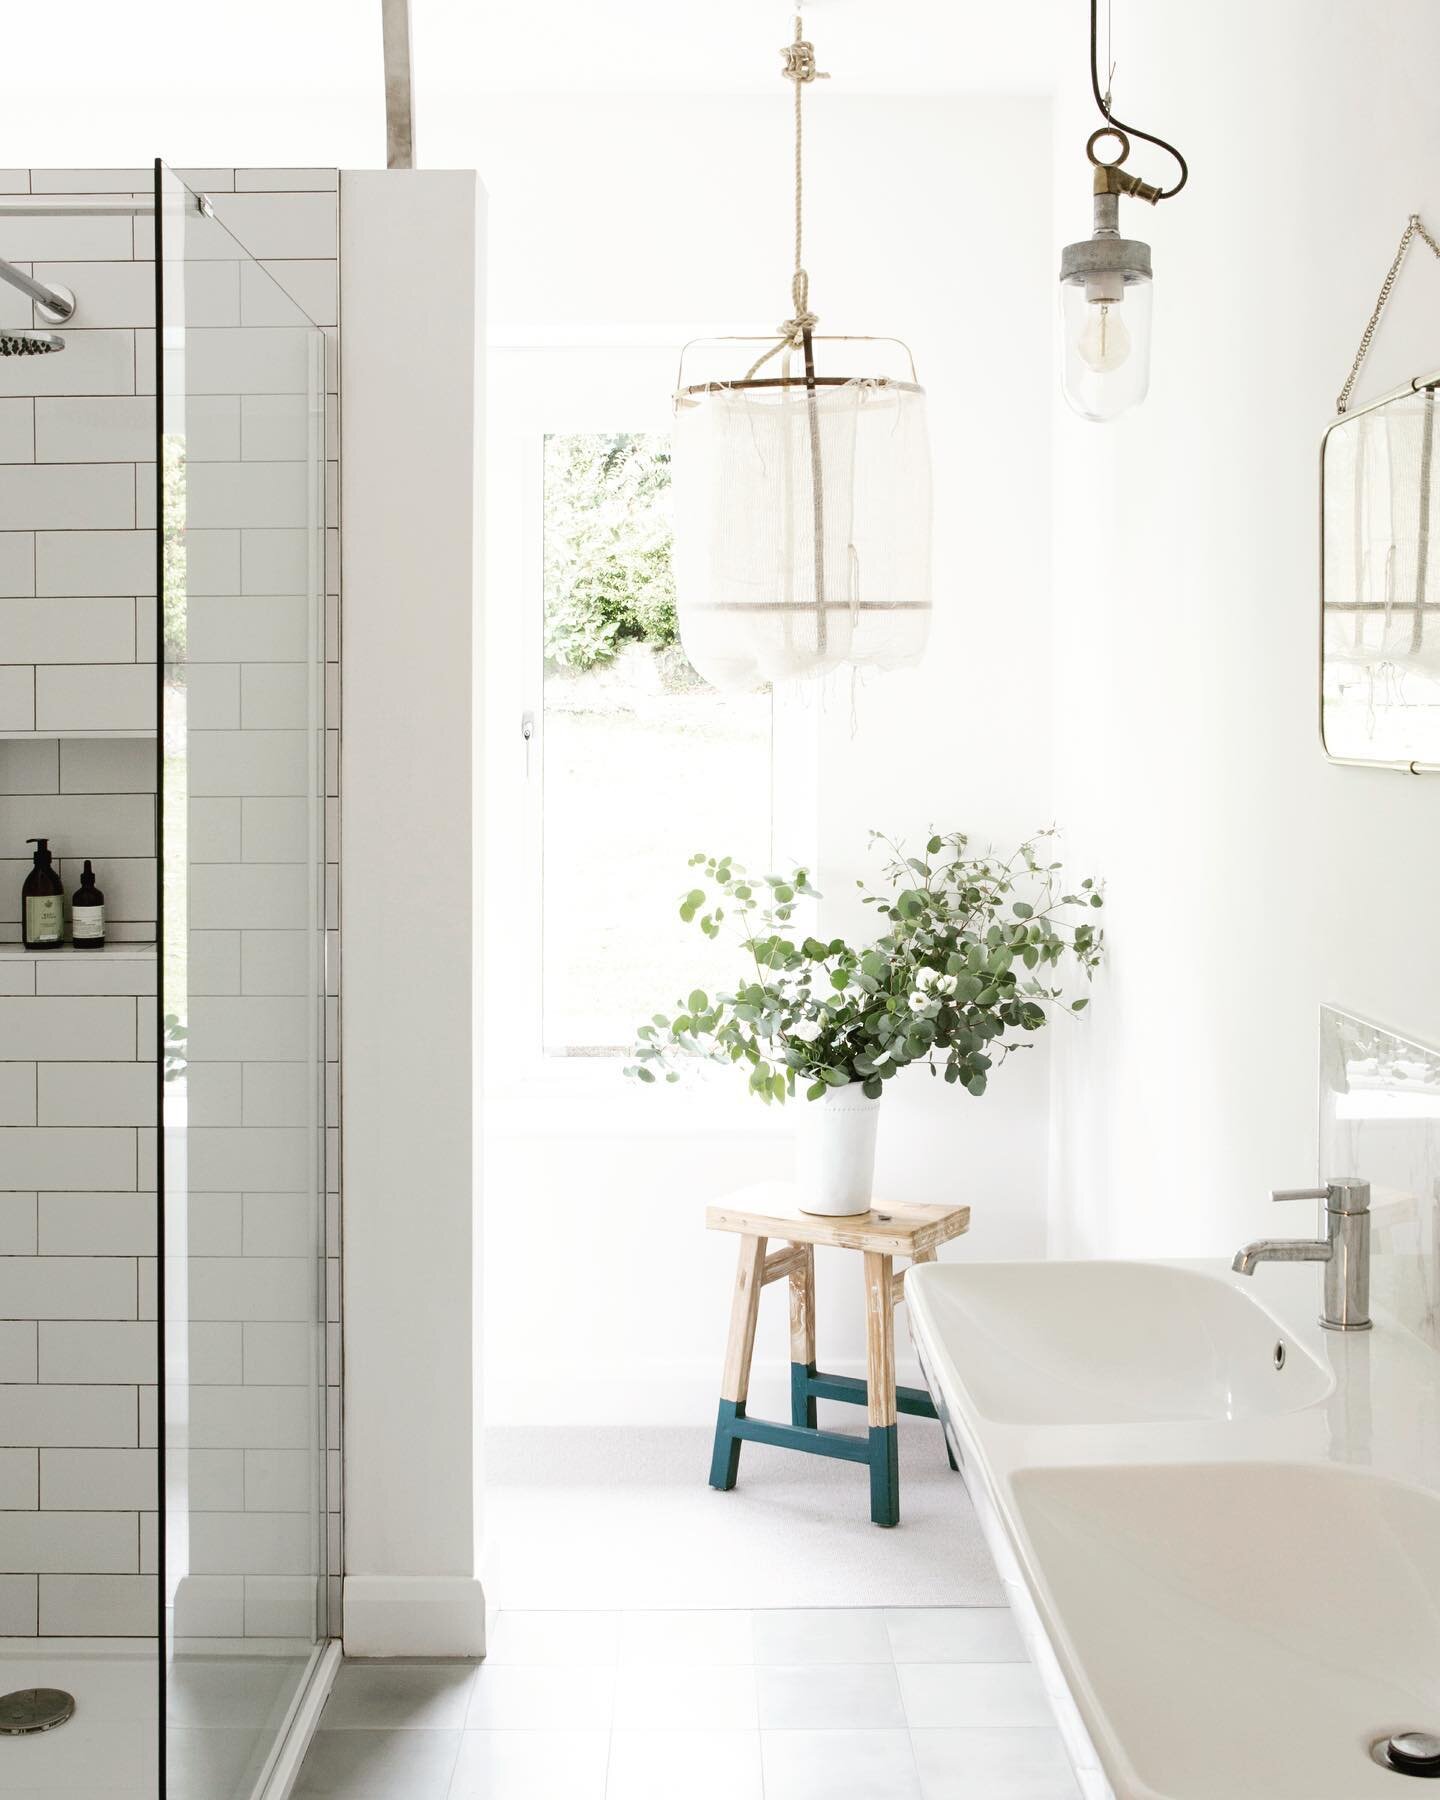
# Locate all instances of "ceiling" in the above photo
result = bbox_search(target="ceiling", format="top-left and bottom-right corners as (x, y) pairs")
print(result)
(0, 0), (1071, 171)
(425, 0), (1070, 97)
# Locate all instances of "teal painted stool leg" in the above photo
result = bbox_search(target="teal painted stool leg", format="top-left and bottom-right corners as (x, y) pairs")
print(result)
(863, 1250), (901, 1528)
(789, 1242), (818, 1429)
(869, 1424), (900, 1527)
(710, 1233), (767, 1494)
(709, 1399), (744, 1490)
(790, 1362), (817, 1429)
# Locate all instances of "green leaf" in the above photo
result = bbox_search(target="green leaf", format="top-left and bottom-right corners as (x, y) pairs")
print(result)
(1012, 901), (1033, 919)
(1071, 997), (1089, 1011)
(636, 1067), (656, 1084)
(820, 1066), (850, 1087)
(807, 1080), (827, 1101)
(862, 1076), (884, 1099)
(927, 835), (943, 855)
(688, 989), (708, 1014)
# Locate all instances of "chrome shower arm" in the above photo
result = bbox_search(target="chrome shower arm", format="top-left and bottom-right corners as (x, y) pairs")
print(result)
(0, 258), (74, 324)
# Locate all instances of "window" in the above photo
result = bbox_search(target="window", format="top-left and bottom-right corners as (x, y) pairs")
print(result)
(538, 430), (772, 1054)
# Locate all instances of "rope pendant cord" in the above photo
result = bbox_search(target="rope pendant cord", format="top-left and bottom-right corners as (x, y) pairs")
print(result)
(744, 14), (828, 381)
(1337, 213), (1440, 414)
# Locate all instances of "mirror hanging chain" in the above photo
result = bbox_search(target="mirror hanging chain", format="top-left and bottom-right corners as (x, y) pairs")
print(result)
(1337, 213), (1440, 413)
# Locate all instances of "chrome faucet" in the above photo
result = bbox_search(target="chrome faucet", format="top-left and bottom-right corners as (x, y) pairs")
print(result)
(1232, 1179), (1372, 1331)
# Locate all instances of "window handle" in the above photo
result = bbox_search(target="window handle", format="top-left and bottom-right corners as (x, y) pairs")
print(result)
(521, 710), (535, 779)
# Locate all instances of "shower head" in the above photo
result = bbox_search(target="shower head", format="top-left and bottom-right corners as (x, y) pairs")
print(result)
(0, 329), (63, 356)
(0, 256), (75, 353)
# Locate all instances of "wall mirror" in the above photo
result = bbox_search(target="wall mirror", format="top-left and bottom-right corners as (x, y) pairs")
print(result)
(1322, 371), (1440, 769)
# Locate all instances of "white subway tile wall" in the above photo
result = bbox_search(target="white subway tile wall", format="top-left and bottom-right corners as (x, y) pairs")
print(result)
(0, 168), (340, 1642)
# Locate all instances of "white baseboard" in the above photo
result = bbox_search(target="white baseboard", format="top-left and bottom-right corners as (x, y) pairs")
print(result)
(343, 1575), (487, 1658)
(257, 1638), (341, 1800)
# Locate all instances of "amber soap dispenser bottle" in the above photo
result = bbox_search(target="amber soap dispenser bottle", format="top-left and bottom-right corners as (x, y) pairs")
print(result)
(71, 860), (104, 950)
(22, 838), (64, 949)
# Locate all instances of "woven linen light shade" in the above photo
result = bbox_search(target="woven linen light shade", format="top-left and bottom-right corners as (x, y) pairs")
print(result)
(673, 365), (932, 692)
(669, 13), (933, 693)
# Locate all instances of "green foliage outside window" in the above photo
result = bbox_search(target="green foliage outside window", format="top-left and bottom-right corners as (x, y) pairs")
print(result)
(543, 433), (678, 672)
(162, 433), (187, 668)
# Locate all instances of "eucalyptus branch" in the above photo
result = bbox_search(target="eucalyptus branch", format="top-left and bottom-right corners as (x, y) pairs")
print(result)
(626, 829), (1105, 1107)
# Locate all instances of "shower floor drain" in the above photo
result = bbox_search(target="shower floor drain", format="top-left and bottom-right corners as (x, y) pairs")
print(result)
(0, 1688), (75, 1734)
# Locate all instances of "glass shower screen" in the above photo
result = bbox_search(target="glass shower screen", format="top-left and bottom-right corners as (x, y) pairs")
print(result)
(156, 162), (328, 1799)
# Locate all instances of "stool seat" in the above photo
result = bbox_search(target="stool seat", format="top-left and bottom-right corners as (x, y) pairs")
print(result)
(707, 1181), (971, 1256)
(705, 1180), (971, 1527)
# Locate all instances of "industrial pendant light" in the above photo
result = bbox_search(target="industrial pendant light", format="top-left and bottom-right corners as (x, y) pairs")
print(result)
(672, 14), (933, 692)
(1059, 0), (1189, 422)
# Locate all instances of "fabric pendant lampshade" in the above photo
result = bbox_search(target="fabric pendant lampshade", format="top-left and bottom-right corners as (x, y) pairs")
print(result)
(673, 367), (932, 692)
(670, 12), (933, 693)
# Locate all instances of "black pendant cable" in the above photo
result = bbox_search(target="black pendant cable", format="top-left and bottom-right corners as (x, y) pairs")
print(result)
(1087, 0), (1187, 200)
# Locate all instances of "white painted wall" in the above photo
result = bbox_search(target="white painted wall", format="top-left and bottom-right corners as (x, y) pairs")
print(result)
(339, 170), (485, 1655)
(477, 95), (1057, 1425)
(1048, 2), (1440, 1260)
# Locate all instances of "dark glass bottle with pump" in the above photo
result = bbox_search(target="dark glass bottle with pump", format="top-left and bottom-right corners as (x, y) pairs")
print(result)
(22, 838), (64, 949)
(71, 860), (104, 950)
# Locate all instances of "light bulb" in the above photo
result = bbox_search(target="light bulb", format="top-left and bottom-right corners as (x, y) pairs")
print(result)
(1076, 300), (1131, 372)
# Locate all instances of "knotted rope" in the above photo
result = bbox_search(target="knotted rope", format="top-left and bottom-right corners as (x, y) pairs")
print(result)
(744, 15), (829, 380)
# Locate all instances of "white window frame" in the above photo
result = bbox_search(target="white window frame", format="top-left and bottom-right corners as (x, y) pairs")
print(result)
(482, 329), (818, 1122)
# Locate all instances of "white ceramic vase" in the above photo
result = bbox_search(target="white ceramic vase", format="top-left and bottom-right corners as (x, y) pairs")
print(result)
(796, 1084), (882, 1217)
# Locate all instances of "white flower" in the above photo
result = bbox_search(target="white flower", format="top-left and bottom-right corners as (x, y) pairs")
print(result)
(933, 973), (958, 997)
(915, 967), (939, 990)
(909, 991), (935, 1012)
(789, 1019), (823, 1043)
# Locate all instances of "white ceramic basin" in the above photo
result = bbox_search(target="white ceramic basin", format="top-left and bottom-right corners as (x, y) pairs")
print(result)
(907, 1260), (1332, 1425)
(1011, 1461), (1440, 1799)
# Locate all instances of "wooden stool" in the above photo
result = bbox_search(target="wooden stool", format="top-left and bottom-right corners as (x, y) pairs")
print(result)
(705, 1180), (971, 1527)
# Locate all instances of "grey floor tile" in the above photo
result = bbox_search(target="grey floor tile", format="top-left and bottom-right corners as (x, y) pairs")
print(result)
(466, 1661), (615, 1729)
(911, 1727), (1081, 1799)
(898, 1662), (1053, 1729)
(616, 1608), (755, 1666)
(762, 1727), (922, 1800)
(321, 1659), (478, 1729)
(612, 1660), (757, 1730)
(483, 1609), (619, 1666)
(752, 1608), (893, 1665)
(757, 1662), (906, 1730)
(606, 1727), (762, 1800)
(884, 1608), (1026, 1664)
(449, 1728), (609, 1798)
(166, 1724), (274, 1799)
(292, 1725), (462, 1797)
(167, 1654), (308, 1729)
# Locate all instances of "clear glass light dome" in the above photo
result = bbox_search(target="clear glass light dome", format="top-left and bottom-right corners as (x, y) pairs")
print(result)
(1059, 274), (1153, 422)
